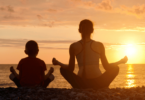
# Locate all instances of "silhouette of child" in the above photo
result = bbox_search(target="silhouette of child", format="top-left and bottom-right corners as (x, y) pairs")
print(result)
(9, 40), (54, 88)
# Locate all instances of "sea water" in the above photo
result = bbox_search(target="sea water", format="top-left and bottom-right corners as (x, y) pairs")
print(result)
(0, 64), (145, 88)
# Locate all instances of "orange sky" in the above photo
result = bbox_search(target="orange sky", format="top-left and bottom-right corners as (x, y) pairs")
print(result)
(0, 0), (145, 64)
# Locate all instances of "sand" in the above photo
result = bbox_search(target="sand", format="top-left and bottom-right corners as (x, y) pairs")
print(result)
(1, 86), (145, 100)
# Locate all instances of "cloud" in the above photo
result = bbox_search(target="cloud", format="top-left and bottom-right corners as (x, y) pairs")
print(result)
(0, 0), (145, 30)
(0, 0), (114, 27)
(119, 5), (145, 17)
(7, 6), (14, 12)
(19, 0), (26, 4)
(37, 15), (43, 20)
(96, 0), (112, 11)
(47, 9), (57, 13)
(70, 0), (113, 11)
(0, 39), (76, 49)
(0, 7), (5, 11)
(1, 38), (145, 50)
(0, 6), (14, 12)
(3, 15), (23, 20)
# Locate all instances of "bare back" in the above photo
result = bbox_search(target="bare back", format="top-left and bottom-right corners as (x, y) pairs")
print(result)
(72, 40), (102, 57)
(71, 40), (103, 79)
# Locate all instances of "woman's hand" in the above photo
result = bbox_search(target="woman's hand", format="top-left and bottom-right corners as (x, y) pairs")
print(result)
(119, 56), (128, 64)
(52, 58), (59, 65)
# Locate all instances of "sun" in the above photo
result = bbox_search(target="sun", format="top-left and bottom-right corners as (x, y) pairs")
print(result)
(125, 44), (137, 57)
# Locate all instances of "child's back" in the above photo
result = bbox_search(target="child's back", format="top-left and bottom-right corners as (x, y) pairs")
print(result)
(17, 57), (46, 87)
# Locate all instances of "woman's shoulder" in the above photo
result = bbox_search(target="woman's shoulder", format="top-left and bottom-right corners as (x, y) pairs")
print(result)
(91, 40), (105, 54)
(69, 41), (83, 54)
(92, 40), (104, 47)
(70, 40), (82, 47)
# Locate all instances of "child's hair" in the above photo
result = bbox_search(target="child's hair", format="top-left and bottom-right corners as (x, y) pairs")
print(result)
(79, 19), (94, 37)
(25, 40), (39, 56)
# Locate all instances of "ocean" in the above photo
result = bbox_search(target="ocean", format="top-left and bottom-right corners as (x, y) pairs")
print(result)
(0, 64), (145, 88)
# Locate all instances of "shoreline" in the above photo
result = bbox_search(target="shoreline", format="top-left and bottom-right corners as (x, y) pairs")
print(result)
(1, 86), (145, 100)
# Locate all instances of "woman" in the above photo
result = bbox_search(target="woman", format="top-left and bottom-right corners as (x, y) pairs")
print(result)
(52, 19), (128, 90)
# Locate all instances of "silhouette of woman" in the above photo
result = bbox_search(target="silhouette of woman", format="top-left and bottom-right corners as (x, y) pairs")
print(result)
(52, 19), (128, 90)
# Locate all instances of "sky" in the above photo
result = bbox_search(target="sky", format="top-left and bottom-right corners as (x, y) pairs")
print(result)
(1, 0), (145, 64)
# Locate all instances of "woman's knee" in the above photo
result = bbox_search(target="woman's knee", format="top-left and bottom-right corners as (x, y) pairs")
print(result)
(60, 67), (75, 81)
(60, 67), (67, 76)
(112, 66), (119, 75)
(108, 65), (119, 76)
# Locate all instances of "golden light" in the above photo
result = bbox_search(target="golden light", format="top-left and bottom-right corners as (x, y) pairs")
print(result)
(126, 80), (136, 88)
(125, 44), (137, 58)
(125, 65), (136, 88)
(126, 74), (135, 78)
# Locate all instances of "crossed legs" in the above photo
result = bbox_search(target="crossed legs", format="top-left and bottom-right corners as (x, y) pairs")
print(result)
(9, 67), (55, 88)
(60, 65), (119, 90)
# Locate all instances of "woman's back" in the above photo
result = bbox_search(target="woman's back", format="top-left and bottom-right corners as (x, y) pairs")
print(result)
(73, 40), (102, 79)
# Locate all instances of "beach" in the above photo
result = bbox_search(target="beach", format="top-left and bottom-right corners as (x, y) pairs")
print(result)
(1, 64), (145, 99)
(1, 86), (145, 100)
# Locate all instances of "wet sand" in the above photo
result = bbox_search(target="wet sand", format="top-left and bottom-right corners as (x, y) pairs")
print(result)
(1, 86), (145, 100)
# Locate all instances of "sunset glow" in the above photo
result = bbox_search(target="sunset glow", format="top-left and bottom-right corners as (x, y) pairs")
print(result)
(0, 0), (145, 64)
(125, 44), (137, 58)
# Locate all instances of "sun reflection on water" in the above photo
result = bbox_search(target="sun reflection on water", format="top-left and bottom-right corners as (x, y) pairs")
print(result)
(125, 64), (136, 88)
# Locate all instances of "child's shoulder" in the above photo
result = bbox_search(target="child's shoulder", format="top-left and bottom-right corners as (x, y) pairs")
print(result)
(35, 58), (44, 62)
(35, 58), (46, 66)
(19, 57), (28, 62)
(20, 57), (44, 62)
(35, 58), (46, 64)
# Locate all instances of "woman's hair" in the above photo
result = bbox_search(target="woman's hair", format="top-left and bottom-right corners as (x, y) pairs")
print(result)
(25, 40), (39, 56)
(79, 19), (94, 37)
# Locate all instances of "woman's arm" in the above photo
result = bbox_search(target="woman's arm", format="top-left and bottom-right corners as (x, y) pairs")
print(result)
(52, 44), (75, 72)
(100, 43), (110, 70)
(100, 43), (128, 70)
(110, 56), (128, 66)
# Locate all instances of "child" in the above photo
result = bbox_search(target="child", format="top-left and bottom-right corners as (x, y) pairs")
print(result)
(9, 40), (54, 88)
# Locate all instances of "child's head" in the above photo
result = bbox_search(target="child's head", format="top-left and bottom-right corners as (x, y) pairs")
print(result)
(25, 40), (39, 56)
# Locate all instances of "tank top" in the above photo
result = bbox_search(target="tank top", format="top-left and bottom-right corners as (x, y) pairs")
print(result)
(76, 40), (102, 79)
